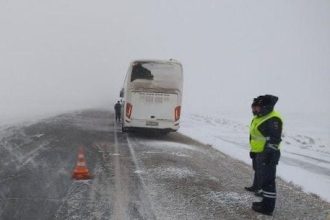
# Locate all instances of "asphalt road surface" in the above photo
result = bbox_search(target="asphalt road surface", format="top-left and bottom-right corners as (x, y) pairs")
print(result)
(0, 110), (329, 220)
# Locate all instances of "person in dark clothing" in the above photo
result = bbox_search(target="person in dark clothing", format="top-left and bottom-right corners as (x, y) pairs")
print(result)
(114, 101), (122, 122)
(248, 95), (283, 216)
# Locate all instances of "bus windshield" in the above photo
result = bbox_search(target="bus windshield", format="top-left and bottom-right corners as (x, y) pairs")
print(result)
(130, 62), (183, 91)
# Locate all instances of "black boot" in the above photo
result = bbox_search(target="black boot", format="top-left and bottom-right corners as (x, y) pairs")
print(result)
(252, 202), (273, 216)
(244, 186), (257, 192)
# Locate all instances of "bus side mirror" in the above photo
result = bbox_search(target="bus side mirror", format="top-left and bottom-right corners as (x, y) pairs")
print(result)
(120, 88), (124, 98)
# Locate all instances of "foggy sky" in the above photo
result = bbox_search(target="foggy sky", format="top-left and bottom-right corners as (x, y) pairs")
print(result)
(0, 0), (329, 124)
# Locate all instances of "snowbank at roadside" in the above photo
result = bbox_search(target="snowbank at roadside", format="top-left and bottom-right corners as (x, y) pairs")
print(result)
(180, 112), (330, 202)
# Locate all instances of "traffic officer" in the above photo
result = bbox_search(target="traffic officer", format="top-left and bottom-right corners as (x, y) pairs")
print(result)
(248, 95), (283, 216)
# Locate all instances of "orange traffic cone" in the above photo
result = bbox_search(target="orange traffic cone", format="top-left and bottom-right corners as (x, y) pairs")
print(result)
(72, 147), (92, 180)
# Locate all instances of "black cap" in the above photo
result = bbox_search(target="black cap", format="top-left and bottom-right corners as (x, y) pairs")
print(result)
(253, 94), (278, 107)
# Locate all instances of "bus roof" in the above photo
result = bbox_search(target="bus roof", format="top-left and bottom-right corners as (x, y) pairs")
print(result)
(131, 59), (182, 66)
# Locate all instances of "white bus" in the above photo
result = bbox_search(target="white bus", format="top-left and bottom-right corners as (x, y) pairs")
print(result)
(120, 59), (183, 133)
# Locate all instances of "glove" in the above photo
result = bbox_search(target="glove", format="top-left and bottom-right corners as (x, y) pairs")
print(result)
(249, 152), (256, 159)
(263, 144), (280, 165)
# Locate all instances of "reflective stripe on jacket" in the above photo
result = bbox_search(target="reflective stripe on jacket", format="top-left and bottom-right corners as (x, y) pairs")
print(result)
(249, 111), (283, 153)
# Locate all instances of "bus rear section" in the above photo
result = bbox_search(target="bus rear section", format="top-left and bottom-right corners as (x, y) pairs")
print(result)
(124, 91), (180, 131)
(122, 60), (183, 132)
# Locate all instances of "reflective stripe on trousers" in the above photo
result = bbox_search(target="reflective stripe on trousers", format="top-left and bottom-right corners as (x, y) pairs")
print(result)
(263, 190), (276, 199)
(261, 160), (279, 212)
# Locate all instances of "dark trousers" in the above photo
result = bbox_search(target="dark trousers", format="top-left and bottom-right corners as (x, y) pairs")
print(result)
(260, 151), (281, 212)
(252, 154), (263, 190)
(115, 112), (121, 121)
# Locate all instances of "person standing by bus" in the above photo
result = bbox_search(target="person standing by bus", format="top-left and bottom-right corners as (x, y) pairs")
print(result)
(114, 101), (122, 122)
(248, 95), (283, 216)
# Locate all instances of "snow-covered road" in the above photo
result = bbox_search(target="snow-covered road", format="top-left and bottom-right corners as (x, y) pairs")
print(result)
(0, 110), (329, 219)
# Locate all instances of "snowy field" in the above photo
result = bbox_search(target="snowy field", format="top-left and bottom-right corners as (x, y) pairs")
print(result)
(180, 111), (330, 203)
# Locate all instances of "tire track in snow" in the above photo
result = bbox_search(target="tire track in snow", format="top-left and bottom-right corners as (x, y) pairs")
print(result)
(17, 142), (48, 168)
(85, 153), (112, 220)
(0, 141), (49, 183)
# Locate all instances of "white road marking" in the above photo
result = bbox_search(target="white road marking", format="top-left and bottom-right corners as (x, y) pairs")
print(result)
(126, 135), (157, 220)
(113, 123), (128, 219)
